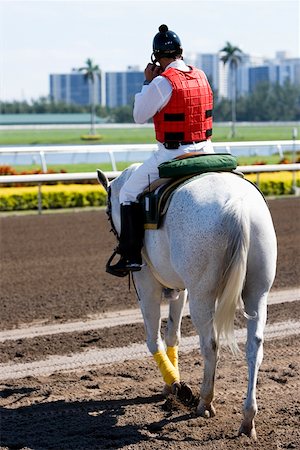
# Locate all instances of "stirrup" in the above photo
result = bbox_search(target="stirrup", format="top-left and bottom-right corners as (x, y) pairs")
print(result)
(106, 250), (129, 278)
(106, 251), (142, 277)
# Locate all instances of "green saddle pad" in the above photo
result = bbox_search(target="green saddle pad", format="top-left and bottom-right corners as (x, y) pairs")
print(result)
(158, 153), (237, 178)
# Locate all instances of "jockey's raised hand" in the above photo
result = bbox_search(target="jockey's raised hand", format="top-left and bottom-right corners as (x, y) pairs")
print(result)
(144, 63), (163, 83)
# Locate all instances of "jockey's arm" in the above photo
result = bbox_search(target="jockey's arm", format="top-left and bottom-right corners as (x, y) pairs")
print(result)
(133, 76), (172, 124)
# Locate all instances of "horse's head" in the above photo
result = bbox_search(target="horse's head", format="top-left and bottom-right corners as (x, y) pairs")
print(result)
(97, 164), (142, 235)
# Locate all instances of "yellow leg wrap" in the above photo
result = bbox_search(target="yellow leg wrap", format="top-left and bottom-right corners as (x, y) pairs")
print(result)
(153, 350), (180, 386)
(166, 346), (179, 370)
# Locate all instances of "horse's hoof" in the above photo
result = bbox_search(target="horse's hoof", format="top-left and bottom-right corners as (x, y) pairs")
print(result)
(171, 381), (195, 406)
(171, 381), (181, 395)
(197, 402), (216, 418)
(238, 424), (257, 440)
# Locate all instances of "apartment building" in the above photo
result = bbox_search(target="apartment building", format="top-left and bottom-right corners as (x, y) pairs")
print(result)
(105, 67), (144, 108)
(50, 72), (102, 106)
(49, 52), (299, 106)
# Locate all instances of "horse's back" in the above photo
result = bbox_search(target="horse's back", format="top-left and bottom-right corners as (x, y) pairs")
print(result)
(145, 172), (276, 289)
(167, 172), (274, 235)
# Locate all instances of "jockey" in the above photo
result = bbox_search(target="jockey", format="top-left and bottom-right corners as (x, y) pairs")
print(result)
(110, 24), (214, 275)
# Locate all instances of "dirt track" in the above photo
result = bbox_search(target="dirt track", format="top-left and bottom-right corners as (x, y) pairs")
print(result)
(0, 197), (299, 449)
(1, 197), (299, 329)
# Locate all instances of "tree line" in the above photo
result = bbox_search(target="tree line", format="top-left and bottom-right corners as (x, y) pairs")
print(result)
(0, 98), (134, 124)
(1, 80), (299, 122)
(214, 80), (300, 122)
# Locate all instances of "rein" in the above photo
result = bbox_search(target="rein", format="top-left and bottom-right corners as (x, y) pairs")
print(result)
(106, 185), (119, 240)
(105, 187), (132, 288)
(104, 186), (123, 276)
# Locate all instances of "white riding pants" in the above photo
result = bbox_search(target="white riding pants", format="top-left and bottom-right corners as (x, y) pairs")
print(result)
(119, 140), (215, 204)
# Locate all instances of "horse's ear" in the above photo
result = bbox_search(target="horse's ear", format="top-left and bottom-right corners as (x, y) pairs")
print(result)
(97, 169), (110, 192)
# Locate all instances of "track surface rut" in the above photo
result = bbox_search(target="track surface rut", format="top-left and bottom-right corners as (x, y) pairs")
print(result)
(1, 287), (298, 343)
(0, 319), (299, 381)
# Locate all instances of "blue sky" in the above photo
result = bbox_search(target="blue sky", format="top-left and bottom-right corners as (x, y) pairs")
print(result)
(0, 0), (299, 101)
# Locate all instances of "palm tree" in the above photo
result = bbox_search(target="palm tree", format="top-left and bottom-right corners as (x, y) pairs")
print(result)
(220, 42), (243, 138)
(77, 58), (101, 135)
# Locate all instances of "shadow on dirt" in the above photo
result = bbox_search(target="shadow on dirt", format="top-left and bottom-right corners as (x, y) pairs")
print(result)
(1, 393), (181, 449)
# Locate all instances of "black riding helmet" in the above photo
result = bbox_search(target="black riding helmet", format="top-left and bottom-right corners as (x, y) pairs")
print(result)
(152, 24), (182, 62)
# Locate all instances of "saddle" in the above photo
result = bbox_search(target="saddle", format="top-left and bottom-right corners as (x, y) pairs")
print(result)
(138, 153), (239, 230)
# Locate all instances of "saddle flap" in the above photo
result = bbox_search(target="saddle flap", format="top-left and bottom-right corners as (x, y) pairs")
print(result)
(139, 174), (197, 229)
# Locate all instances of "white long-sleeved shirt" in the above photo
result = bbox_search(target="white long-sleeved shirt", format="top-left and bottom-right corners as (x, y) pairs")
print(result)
(133, 59), (191, 124)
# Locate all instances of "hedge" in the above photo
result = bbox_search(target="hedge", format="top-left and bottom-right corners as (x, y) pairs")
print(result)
(0, 172), (299, 211)
(0, 184), (107, 211)
(246, 171), (300, 196)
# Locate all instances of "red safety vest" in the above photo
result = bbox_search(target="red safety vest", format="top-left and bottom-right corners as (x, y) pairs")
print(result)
(154, 66), (213, 144)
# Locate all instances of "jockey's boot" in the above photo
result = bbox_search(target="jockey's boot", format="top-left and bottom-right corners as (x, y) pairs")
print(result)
(109, 203), (144, 275)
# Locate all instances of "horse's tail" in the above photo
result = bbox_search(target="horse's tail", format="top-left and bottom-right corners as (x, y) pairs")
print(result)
(214, 197), (250, 353)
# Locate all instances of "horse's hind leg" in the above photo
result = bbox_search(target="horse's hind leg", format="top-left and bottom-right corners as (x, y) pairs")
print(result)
(240, 223), (276, 440)
(239, 289), (269, 440)
(189, 290), (218, 418)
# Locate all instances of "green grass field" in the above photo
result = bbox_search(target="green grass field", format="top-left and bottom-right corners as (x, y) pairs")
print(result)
(0, 123), (299, 146)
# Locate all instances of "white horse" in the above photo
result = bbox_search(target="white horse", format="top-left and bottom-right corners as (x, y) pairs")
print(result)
(98, 164), (277, 440)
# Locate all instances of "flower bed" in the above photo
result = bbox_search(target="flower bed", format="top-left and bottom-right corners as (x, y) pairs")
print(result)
(245, 171), (300, 196)
(0, 184), (107, 211)
(0, 171), (299, 211)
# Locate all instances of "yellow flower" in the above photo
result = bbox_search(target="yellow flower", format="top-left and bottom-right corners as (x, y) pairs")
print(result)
(245, 171), (299, 183)
(0, 184), (105, 196)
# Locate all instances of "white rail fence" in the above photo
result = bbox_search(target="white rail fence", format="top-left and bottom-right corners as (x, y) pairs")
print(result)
(0, 140), (299, 172)
(0, 142), (299, 214)
(0, 164), (299, 185)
